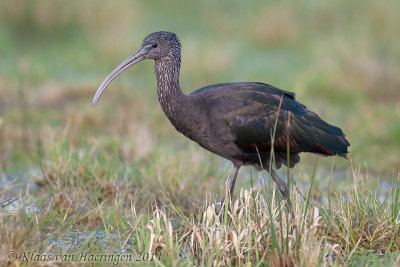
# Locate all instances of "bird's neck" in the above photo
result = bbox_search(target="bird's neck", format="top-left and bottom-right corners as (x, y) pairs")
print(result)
(154, 56), (186, 119)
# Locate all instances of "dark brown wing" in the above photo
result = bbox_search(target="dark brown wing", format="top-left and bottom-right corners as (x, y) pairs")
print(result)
(221, 83), (350, 157)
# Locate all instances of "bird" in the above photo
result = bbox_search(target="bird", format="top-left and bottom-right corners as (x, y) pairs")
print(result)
(92, 31), (350, 214)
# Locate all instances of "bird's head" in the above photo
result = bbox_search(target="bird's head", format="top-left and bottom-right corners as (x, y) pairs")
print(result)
(142, 31), (181, 60)
(92, 31), (181, 106)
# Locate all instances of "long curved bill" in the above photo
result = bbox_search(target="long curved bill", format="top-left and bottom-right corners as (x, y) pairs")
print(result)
(92, 45), (153, 106)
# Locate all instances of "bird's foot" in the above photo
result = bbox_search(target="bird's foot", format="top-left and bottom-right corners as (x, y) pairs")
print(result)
(275, 175), (296, 220)
(217, 196), (232, 221)
(285, 197), (296, 221)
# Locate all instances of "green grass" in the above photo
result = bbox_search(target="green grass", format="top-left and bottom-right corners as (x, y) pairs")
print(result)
(1, 0), (400, 266)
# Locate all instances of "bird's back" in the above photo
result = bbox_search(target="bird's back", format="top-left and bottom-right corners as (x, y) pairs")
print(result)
(187, 82), (350, 168)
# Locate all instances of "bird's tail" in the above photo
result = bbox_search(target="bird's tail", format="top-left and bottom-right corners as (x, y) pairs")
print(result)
(305, 109), (350, 158)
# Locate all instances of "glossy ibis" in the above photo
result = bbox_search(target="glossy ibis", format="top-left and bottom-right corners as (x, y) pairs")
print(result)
(93, 31), (350, 213)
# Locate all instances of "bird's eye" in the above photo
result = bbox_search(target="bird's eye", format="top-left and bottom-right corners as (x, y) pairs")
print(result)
(152, 43), (158, 48)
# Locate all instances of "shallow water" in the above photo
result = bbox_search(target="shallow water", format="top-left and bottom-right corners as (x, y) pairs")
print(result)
(44, 231), (134, 253)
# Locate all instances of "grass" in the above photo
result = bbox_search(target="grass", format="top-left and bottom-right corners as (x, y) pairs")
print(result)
(1, 0), (400, 266)
(1, 139), (399, 265)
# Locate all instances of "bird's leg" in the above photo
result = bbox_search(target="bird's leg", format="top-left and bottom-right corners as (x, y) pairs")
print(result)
(219, 165), (240, 214)
(267, 167), (295, 219)
(229, 165), (240, 198)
